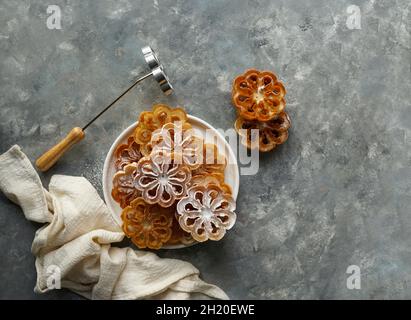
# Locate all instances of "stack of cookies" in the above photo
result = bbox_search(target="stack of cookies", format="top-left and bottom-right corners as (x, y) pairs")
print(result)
(232, 69), (291, 152)
(111, 104), (236, 249)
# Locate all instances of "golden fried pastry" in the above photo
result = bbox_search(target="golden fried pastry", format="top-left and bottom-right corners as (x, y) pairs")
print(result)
(235, 111), (290, 152)
(192, 143), (226, 176)
(232, 69), (286, 122)
(166, 215), (196, 246)
(169, 108), (189, 123)
(121, 198), (173, 249)
(113, 104), (239, 247)
(134, 151), (192, 208)
(143, 121), (194, 156)
(176, 185), (236, 242)
(134, 104), (189, 148)
(152, 104), (177, 126)
(111, 163), (141, 209)
(114, 136), (143, 171)
(154, 104), (188, 124)
(138, 111), (157, 130)
(149, 122), (203, 169)
(190, 173), (232, 195)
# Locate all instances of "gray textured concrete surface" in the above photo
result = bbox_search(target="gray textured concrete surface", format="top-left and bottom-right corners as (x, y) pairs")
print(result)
(0, 0), (410, 299)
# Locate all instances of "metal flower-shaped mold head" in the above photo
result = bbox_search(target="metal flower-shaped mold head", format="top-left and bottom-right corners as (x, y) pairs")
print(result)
(177, 185), (236, 242)
(149, 122), (203, 169)
(111, 163), (141, 209)
(114, 136), (143, 171)
(232, 69), (286, 121)
(134, 104), (188, 146)
(121, 198), (173, 249)
(134, 151), (192, 207)
(235, 111), (291, 152)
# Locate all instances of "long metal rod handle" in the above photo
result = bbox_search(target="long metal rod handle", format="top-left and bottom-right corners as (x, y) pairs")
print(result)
(82, 72), (153, 130)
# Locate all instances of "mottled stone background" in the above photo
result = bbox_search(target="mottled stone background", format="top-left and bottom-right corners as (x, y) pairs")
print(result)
(0, 0), (410, 299)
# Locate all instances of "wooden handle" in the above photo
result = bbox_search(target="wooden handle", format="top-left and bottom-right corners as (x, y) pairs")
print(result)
(36, 127), (85, 172)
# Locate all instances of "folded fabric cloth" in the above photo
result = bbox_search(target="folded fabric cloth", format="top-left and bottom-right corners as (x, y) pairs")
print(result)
(0, 145), (228, 300)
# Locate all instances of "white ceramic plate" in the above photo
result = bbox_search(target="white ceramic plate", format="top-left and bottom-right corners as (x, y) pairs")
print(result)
(102, 115), (240, 249)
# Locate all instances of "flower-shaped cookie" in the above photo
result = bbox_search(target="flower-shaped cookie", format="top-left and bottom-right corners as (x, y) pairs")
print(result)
(134, 122), (153, 146)
(190, 173), (232, 195)
(134, 151), (192, 207)
(121, 198), (173, 249)
(114, 136), (143, 171)
(235, 111), (291, 152)
(153, 104), (188, 125)
(167, 215), (196, 246)
(177, 185), (236, 242)
(232, 69), (286, 121)
(111, 163), (141, 208)
(149, 122), (203, 169)
(192, 143), (226, 176)
(134, 104), (189, 146)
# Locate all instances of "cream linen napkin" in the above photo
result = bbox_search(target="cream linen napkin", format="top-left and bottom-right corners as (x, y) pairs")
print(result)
(0, 145), (228, 300)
